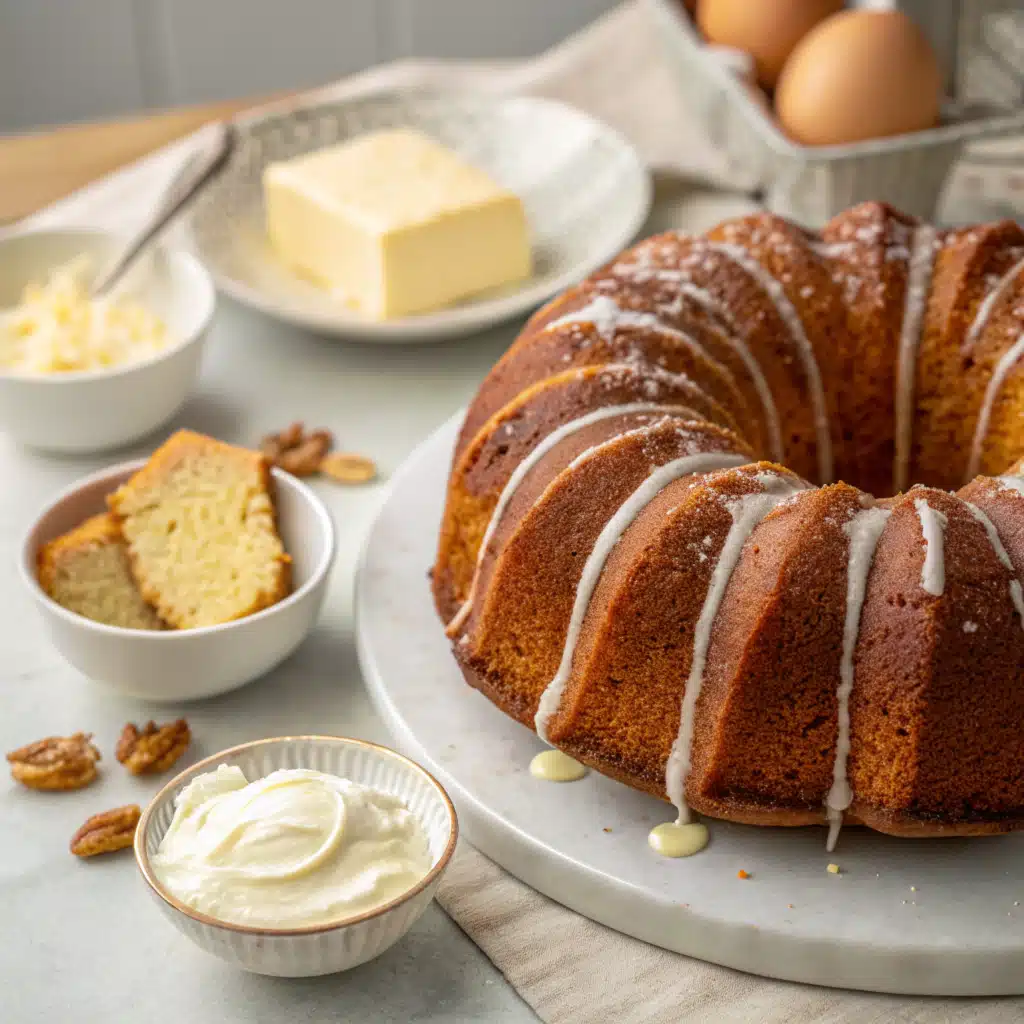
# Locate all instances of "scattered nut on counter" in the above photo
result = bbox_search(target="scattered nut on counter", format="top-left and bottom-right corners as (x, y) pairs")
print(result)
(260, 422), (377, 484)
(321, 451), (377, 484)
(7, 733), (101, 791)
(9, 723), (193, 858)
(116, 719), (191, 776)
(261, 422), (334, 476)
(70, 804), (141, 858)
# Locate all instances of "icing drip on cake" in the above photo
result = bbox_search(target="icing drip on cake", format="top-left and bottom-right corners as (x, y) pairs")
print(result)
(675, 282), (784, 463)
(446, 402), (698, 635)
(966, 334), (1024, 481)
(607, 257), (785, 463)
(965, 501), (1024, 628)
(705, 242), (833, 483)
(914, 497), (948, 596)
(963, 254), (1024, 354)
(893, 226), (939, 494)
(545, 295), (678, 342)
(653, 278), (785, 464)
(534, 450), (749, 743)
(545, 295), (743, 400)
(529, 750), (586, 782)
(648, 821), (709, 858)
(666, 472), (808, 822)
(826, 505), (890, 852)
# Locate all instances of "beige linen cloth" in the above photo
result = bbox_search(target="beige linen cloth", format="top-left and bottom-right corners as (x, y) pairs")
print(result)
(14, 3), (1024, 1019)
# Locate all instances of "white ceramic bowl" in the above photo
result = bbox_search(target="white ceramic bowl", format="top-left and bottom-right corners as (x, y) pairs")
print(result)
(187, 88), (651, 342)
(135, 736), (458, 976)
(19, 459), (335, 701)
(0, 228), (215, 452)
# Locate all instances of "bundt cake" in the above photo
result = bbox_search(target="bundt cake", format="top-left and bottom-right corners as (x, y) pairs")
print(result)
(433, 202), (1024, 846)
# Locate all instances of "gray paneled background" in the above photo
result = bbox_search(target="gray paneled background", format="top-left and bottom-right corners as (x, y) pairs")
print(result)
(0, 0), (620, 133)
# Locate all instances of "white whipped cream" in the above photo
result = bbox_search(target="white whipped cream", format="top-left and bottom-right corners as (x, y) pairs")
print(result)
(151, 765), (432, 928)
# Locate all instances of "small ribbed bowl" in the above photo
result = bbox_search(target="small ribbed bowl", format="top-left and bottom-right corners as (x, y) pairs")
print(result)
(135, 736), (458, 977)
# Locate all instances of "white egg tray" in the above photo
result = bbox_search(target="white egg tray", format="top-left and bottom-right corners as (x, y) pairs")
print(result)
(645, 0), (1024, 226)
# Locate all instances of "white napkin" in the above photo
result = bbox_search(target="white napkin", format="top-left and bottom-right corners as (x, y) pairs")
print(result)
(438, 843), (1023, 1024)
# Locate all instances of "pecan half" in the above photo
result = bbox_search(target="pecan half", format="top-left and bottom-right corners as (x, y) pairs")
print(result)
(116, 719), (191, 775)
(260, 422), (333, 477)
(320, 451), (378, 485)
(7, 733), (101, 791)
(70, 804), (141, 857)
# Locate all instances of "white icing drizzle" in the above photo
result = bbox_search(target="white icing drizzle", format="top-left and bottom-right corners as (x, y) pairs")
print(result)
(533, 450), (749, 742)
(998, 474), (1024, 496)
(914, 497), (948, 596)
(607, 260), (785, 462)
(544, 295), (748, 417)
(965, 501), (1024, 628)
(705, 242), (833, 483)
(674, 282), (784, 463)
(964, 254), (1024, 353)
(546, 295), (678, 341)
(666, 472), (807, 821)
(529, 749), (586, 782)
(893, 225), (939, 494)
(965, 333), (1024, 481)
(446, 403), (698, 634)
(826, 505), (890, 852)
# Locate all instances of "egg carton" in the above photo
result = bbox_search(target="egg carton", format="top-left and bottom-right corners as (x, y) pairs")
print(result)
(644, 0), (1024, 226)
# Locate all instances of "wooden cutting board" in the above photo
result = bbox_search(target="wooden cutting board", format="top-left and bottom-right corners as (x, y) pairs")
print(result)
(0, 94), (283, 225)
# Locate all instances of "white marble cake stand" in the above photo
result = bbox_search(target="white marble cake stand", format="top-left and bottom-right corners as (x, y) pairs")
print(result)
(355, 412), (1024, 996)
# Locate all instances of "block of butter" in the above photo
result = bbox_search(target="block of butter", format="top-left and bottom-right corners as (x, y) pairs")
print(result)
(263, 129), (532, 320)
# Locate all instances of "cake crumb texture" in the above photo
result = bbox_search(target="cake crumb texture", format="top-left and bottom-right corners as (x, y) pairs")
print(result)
(108, 430), (291, 629)
(38, 513), (165, 631)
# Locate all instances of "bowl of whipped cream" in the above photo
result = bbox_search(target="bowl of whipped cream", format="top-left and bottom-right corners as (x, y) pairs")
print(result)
(134, 735), (458, 976)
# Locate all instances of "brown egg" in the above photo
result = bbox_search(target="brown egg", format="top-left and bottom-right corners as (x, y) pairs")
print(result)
(697, 0), (843, 89)
(775, 10), (942, 146)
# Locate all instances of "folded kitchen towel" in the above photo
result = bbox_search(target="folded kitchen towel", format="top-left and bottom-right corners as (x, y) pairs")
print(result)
(437, 842), (1023, 1024)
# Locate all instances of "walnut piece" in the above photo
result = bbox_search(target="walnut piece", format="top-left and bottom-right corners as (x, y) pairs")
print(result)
(7, 733), (101, 791)
(321, 451), (378, 484)
(260, 422), (333, 477)
(70, 804), (141, 858)
(116, 719), (191, 775)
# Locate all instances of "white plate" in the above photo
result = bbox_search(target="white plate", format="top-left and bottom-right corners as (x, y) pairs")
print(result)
(187, 89), (651, 342)
(355, 411), (1024, 996)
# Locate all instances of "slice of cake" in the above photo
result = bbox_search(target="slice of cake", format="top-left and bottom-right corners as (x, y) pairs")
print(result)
(38, 513), (165, 630)
(108, 430), (291, 629)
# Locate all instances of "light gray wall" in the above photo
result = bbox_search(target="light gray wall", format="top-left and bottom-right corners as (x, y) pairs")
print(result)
(0, 0), (620, 133)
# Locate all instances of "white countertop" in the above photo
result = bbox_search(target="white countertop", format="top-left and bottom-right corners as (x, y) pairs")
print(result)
(0, 291), (539, 1023)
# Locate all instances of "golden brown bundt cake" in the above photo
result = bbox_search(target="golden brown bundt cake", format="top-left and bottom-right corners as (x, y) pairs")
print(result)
(433, 362), (740, 622)
(433, 201), (1024, 845)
